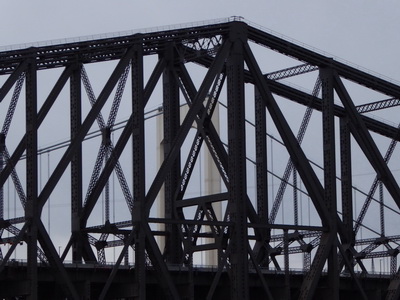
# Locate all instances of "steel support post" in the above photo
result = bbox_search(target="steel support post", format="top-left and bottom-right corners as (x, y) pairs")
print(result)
(283, 229), (291, 300)
(321, 66), (339, 300)
(340, 117), (353, 240)
(379, 181), (385, 236)
(25, 55), (38, 300)
(70, 64), (83, 264)
(227, 22), (249, 300)
(254, 87), (270, 266)
(0, 133), (4, 220)
(162, 44), (183, 264)
(132, 42), (146, 300)
(340, 117), (355, 272)
(255, 87), (268, 222)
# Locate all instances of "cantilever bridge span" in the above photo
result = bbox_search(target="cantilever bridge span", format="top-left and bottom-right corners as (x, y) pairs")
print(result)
(1, 17), (400, 299)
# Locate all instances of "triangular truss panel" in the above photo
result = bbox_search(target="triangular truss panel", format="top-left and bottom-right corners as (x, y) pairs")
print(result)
(1, 17), (400, 299)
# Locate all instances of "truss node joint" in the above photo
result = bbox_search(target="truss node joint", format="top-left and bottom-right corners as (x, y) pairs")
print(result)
(300, 243), (313, 253)
(0, 218), (11, 229)
(95, 240), (108, 251)
(101, 127), (112, 145)
(269, 247), (283, 256)
(288, 231), (303, 242)
(374, 236), (389, 245)
(388, 248), (399, 257)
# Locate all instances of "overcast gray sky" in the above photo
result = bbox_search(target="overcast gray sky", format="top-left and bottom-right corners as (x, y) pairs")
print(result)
(2, 1), (400, 81)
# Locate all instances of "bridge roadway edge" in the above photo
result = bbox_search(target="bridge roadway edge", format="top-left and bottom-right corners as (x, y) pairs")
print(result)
(0, 264), (390, 299)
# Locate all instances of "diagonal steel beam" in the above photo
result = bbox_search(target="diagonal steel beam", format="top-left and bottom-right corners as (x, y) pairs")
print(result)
(175, 62), (229, 185)
(337, 240), (368, 300)
(37, 220), (79, 299)
(98, 228), (136, 300)
(354, 133), (399, 235)
(269, 78), (321, 224)
(81, 64), (133, 217)
(244, 41), (337, 300)
(206, 242), (233, 300)
(386, 266), (400, 300)
(83, 144), (107, 207)
(1, 72), (25, 135)
(81, 66), (107, 128)
(143, 222), (181, 299)
(247, 243), (275, 300)
(178, 53), (273, 266)
(81, 55), (165, 224)
(334, 73), (400, 210)
(266, 79), (400, 141)
(298, 232), (335, 300)
(0, 65), (74, 188)
(144, 38), (232, 214)
(176, 61), (270, 256)
(171, 68), (226, 252)
(0, 60), (28, 103)
(80, 117), (134, 225)
(243, 42), (330, 226)
(0, 222), (28, 274)
(172, 68), (225, 201)
(247, 26), (400, 98)
(38, 48), (135, 211)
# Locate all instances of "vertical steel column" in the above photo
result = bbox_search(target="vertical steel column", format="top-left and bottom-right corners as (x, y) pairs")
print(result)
(340, 117), (352, 238)
(340, 117), (354, 271)
(70, 64), (83, 264)
(321, 66), (339, 300)
(379, 181), (385, 236)
(25, 55), (38, 300)
(254, 87), (270, 267)
(0, 133), (4, 220)
(283, 229), (291, 300)
(132, 41), (146, 300)
(255, 88), (268, 223)
(227, 22), (248, 300)
(162, 44), (182, 264)
(293, 170), (299, 225)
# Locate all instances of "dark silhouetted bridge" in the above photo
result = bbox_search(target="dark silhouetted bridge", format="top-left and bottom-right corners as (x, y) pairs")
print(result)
(1, 17), (400, 299)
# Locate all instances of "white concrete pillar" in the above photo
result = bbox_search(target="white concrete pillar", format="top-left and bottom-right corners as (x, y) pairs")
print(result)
(156, 102), (222, 266)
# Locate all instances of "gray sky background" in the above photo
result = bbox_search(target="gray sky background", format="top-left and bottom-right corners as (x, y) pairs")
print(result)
(1, 1), (400, 81)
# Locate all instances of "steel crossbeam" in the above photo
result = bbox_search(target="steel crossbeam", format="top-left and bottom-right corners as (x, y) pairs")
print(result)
(356, 97), (400, 113)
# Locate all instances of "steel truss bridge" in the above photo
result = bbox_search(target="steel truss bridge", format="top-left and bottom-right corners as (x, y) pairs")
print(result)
(1, 17), (400, 299)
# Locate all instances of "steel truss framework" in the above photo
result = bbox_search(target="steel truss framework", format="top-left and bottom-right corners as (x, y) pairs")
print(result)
(1, 18), (400, 299)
